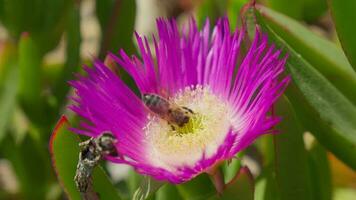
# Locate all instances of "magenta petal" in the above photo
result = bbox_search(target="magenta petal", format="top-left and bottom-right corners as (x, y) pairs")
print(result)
(69, 17), (289, 183)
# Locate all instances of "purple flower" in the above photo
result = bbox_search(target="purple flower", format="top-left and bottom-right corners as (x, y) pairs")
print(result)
(69, 17), (290, 183)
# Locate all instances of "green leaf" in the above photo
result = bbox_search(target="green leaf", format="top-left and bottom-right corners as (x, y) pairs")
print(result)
(128, 169), (143, 197)
(255, 9), (356, 169)
(274, 96), (313, 200)
(1, 134), (49, 199)
(222, 152), (243, 183)
(257, 5), (356, 104)
(54, 2), (81, 109)
(0, 0), (72, 54)
(197, 0), (227, 27)
(18, 33), (43, 124)
(220, 167), (254, 200)
(96, 0), (136, 58)
(177, 173), (216, 200)
(132, 176), (165, 200)
(330, 0), (356, 71)
(95, 0), (138, 93)
(0, 41), (16, 87)
(258, 135), (275, 166)
(0, 66), (18, 142)
(266, 0), (327, 22)
(227, 0), (249, 30)
(266, 0), (304, 20)
(308, 142), (332, 200)
(254, 167), (279, 200)
(334, 188), (356, 200)
(156, 184), (182, 200)
(49, 116), (121, 200)
(301, 0), (327, 22)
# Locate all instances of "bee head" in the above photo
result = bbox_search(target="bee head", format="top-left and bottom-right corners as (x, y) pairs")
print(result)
(98, 131), (118, 157)
(142, 93), (156, 105)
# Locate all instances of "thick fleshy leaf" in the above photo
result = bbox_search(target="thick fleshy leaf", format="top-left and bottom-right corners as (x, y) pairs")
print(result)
(132, 176), (165, 200)
(274, 96), (313, 200)
(0, 41), (16, 87)
(266, 0), (327, 22)
(95, 0), (138, 92)
(308, 142), (332, 200)
(257, 5), (356, 104)
(266, 0), (303, 19)
(18, 33), (43, 124)
(258, 135), (275, 166)
(0, 67), (18, 142)
(54, 2), (81, 109)
(254, 167), (279, 200)
(334, 188), (356, 200)
(255, 9), (356, 169)
(128, 169), (143, 197)
(49, 116), (121, 200)
(197, 0), (227, 27)
(96, 0), (136, 58)
(156, 184), (182, 200)
(227, 0), (248, 29)
(223, 152), (243, 183)
(0, 0), (72, 54)
(1, 134), (49, 199)
(220, 167), (254, 200)
(177, 174), (216, 200)
(329, 0), (356, 71)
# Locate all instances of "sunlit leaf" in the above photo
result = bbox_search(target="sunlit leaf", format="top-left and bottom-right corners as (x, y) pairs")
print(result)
(255, 9), (356, 170)
(0, 67), (18, 142)
(197, 0), (227, 27)
(257, 5), (356, 104)
(18, 33), (43, 124)
(223, 152), (243, 183)
(227, 0), (248, 29)
(49, 116), (121, 200)
(0, 41), (16, 86)
(334, 188), (356, 200)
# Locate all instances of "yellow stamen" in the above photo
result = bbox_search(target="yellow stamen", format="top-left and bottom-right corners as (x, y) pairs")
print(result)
(144, 85), (233, 170)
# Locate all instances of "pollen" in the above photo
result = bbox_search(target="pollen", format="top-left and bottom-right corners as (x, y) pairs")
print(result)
(144, 85), (234, 170)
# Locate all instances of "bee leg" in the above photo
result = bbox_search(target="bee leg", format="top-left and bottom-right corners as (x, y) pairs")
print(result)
(182, 106), (194, 114)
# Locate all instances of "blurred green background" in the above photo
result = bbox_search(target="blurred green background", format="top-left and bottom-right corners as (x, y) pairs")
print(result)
(0, 0), (355, 199)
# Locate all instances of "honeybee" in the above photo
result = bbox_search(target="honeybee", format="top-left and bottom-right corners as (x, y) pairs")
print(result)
(74, 132), (118, 195)
(142, 93), (194, 127)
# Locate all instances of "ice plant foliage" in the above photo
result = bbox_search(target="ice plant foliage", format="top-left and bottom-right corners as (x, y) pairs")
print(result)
(69, 17), (290, 183)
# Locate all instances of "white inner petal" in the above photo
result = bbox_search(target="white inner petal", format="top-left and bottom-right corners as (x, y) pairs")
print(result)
(144, 85), (235, 172)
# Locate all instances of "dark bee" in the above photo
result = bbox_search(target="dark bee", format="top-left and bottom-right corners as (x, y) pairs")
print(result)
(74, 132), (118, 194)
(142, 94), (194, 127)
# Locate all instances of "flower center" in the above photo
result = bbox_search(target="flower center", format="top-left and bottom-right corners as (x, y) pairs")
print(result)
(170, 113), (205, 135)
(144, 85), (233, 170)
